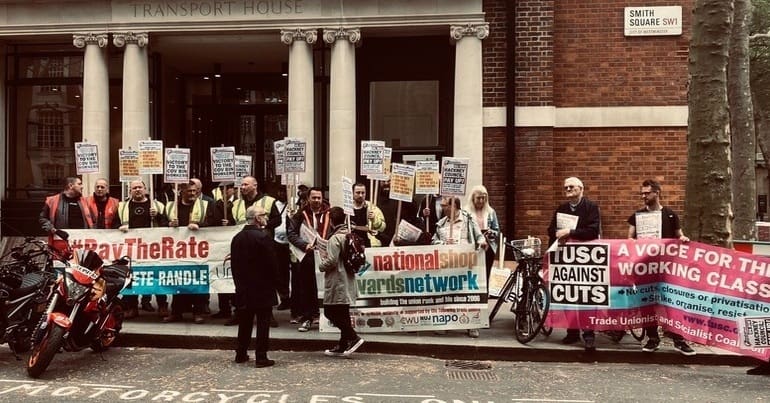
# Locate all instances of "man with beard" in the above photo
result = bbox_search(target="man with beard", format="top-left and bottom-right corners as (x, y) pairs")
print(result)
(287, 187), (329, 332)
(626, 179), (695, 356)
(116, 179), (168, 319)
(162, 181), (211, 324)
(85, 178), (119, 229)
(350, 182), (386, 247)
(39, 176), (94, 233)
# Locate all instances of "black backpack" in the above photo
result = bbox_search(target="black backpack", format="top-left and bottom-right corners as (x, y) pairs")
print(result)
(341, 232), (367, 274)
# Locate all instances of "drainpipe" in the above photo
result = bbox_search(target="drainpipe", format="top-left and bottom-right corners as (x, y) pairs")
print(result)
(505, 0), (516, 239)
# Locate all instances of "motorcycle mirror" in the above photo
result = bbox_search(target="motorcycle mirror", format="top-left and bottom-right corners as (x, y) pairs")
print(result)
(54, 229), (69, 241)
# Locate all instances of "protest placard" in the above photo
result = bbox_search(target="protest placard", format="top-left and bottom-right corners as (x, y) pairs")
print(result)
(360, 140), (385, 177)
(235, 155), (253, 185)
(138, 140), (164, 175)
(283, 138), (306, 173)
(118, 149), (141, 182)
(75, 142), (99, 174)
(163, 148), (190, 184)
(370, 147), (392, 181)
(274, 139), (285, 176)
(415, 160), (440, 195)
(210, 146), (236, 182)
(635, 211), (663, 239)
(342, 176), (355, 216)
(439, 157), (469, 196)
(389, 163), (415, 202)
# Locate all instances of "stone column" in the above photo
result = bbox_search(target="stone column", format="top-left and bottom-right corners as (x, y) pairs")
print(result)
(113, 33), (149, 154)
(113, 32), (149, 195)
(73, 33), (109, 194)
(281, 28), (317, 186)
(451, 23), (489, 190)
(323, 28), (360, 206)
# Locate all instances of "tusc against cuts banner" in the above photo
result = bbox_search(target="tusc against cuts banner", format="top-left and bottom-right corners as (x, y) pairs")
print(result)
(545, 239), (770, 360)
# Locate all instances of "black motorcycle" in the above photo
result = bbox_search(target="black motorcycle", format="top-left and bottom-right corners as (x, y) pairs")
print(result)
(0, 236), (60, 356)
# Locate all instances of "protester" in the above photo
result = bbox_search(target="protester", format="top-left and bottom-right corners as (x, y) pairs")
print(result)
(287, 187), (329, 332)
(39, 176), (94, 233)
(432, 196), (487, 338)
(464, 185), (500, 283)
(115, 179), (168, 319)
(627, 179), (695, 356)
(162, 181), (211, 324)
(351, 182), (386, 247)
(318, 206), (364, 357)
(547, 176), (602, 352)
(230, 205), (278, 368)
(85, 178), (119, 229)
(208, 182), (239, 324)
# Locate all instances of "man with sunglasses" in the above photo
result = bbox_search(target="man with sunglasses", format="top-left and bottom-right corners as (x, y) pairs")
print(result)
(626, 179), (695, 356)
(547, 177), (602, 352)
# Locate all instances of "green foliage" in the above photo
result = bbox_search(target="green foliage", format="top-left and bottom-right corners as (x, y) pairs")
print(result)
(751, 0), (770, 112)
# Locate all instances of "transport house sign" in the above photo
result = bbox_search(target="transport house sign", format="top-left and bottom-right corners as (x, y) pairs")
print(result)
(124, 0), (314, 19)
(624, 6), (682, 37)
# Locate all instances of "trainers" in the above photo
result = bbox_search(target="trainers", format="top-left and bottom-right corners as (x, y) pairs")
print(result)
(141, 301), (155, 312)
(343, 337), (365, 356)
(467, 329), (479, 338)
(234, 353), (249, 363)
(298, 320), (312, 332)
(290, 317), (300, 324)
(324, 345), (346, 357)
(674, 341), (696, 356)
(642, 339), (660, 352)
(747, 362), (770, 375)
(584, 338), (596, 353)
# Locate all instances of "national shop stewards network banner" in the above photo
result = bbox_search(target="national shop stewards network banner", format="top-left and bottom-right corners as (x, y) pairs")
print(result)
(65, 227), (240, 295)
(318, 244), (489, 334)
(546, 239), (770, 360)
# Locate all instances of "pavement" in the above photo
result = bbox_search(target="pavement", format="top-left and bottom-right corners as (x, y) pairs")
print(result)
(115, 301), (763, 368)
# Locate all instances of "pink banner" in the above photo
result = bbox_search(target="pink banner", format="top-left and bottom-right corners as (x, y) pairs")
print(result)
(545, 239), (770, 360)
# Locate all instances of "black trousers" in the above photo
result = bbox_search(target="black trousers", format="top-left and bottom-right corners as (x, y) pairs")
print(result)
(644, 326), (685, 342)
(274, 242), (291, 303)
(236, 305), (272, 358)
(323, 304), (357, 345)
(171, 294), (207, 315)
(566, 329), (595, 341)
(295, 254), (319, 321)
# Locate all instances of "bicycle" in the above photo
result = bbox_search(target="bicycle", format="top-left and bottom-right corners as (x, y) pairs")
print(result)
(488, 238), (550, 344)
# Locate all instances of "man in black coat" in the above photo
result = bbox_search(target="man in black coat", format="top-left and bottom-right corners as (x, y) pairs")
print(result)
(230, 205), (278, 368)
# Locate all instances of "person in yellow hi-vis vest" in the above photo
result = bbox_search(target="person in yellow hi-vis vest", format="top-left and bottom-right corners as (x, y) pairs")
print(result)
(116, 179), (168, 319)
(162, 181), (212, 324)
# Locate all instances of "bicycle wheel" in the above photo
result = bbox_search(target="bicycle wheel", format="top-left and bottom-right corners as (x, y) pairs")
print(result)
(630, 327), (646, 341)
(514, 282), (550, 344)
(489, 274), (515, 321)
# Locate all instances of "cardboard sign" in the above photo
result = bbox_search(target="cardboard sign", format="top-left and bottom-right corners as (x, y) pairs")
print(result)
(118, 149), (141, 182)
(164, 148), (190, 184)
(235, 155), (253, 186)
(415, 160), (440, 195)
(389, 163), (416, 202)
(439, 157), (469, 196)
(274, 139), (285, 176)
(360, 140), (386, 177)
(75, 142), (99, 174)
(138, 140), (164, 175)
(342, 176), (355, 216)
(210, 146), (236, 182)
(284, 138), (306, 173)
(370, 147), (392, 181)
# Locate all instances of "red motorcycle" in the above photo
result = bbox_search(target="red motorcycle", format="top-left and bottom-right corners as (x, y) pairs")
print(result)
(26, 243), (132, 378)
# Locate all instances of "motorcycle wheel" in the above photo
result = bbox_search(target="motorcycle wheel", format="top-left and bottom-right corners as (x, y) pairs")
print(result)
(27, 325), (65, 378)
